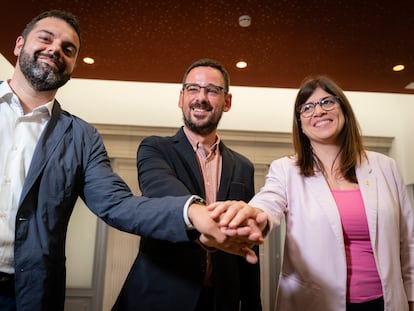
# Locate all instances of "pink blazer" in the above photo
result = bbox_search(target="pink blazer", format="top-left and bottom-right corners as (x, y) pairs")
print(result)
(251, 151), (414, 311)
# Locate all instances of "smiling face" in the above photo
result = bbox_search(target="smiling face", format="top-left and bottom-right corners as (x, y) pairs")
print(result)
(178, 66), (232, 136)
(300, 87), (345, 146)
(14, 17), (80, 91)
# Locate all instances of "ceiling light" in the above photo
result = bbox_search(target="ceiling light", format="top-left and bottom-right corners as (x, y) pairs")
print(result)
(83, 57), (95, 65)
(393, 64), (405, 72)
(239, 15), (251, 27)
(236, 61), (248, 69)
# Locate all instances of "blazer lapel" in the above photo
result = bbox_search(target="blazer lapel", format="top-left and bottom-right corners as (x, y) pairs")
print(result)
(19, 101), (72, 206)
(217, 144), (233, 201)
(310, 159), (378, 249)
(356, 160), (378, 246)
(173, 128), (205, 196)
(308, 173), (345, 247)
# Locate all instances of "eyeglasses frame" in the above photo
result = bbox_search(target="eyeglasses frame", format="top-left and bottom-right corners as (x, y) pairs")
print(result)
(298, 95), (341, 118)
(182, 83), (227, 96)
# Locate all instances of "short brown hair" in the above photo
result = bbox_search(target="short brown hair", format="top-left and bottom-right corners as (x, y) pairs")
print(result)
(182, 58), (230, 94)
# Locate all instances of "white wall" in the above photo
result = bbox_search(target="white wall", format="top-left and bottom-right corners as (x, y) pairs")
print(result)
(1, 53), (413, 182)
(0, 53), (14, 78)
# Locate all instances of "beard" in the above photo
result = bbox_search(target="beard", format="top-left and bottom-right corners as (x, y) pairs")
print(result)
(182, 100), (223, 136)
(18, 47), (71, 91)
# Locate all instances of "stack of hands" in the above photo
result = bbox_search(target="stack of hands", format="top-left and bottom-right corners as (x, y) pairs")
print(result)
(189, 201), (268, 264)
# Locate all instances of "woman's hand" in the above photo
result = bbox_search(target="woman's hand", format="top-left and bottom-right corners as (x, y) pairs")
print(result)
(208, 200), (268, 232)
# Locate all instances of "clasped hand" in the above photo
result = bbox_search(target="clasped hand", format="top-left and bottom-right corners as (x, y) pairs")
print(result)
(189, 200), (268, 264)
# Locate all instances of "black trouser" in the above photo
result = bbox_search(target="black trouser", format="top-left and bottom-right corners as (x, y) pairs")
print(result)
(0, 272), (16, 311)
(347, 297), (384, 311)
(195, 286), (215, 311)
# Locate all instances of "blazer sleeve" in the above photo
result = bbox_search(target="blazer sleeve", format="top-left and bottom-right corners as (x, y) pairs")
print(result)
(249, 157), (290, 232)
(391, 159), (414, 300)
(80, 126), (193, 242)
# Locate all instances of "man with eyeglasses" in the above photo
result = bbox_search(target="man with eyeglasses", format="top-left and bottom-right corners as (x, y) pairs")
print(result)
(113, 59), (263, 311)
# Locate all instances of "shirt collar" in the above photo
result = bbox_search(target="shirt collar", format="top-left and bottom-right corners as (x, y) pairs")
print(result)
(0, 80), (54, 116)
(183, 126), (221, 153)
(0, 80), (13, 99)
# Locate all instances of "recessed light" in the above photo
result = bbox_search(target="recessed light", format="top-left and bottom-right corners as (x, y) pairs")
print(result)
(83, 57), (95, 65)
(236, 61), (248, 69)
(393, 64), (405, 72)
(239, 15), (251, 27)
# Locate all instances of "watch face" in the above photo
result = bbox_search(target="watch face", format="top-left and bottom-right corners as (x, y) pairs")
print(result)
(194, 197), (206, 205)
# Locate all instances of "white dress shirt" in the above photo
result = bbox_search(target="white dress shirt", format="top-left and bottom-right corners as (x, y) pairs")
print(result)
(0, 81), (52, 273)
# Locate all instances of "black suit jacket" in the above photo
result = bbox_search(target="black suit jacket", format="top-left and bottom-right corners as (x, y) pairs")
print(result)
(113, 127), (262, 311)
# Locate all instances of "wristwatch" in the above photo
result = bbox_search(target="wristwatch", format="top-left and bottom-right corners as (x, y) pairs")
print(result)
(185, 195), (206, 229)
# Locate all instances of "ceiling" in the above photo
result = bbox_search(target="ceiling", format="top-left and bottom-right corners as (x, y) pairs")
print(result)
(1, 0), (414, 94)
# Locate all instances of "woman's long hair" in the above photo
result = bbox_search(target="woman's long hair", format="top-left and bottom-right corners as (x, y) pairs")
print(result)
(292, 75), (366, 182)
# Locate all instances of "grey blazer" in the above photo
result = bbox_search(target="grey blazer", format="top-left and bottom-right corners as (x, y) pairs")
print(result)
(7, 95), (193, 311)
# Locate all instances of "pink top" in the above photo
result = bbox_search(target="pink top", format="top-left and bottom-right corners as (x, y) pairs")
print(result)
(332, 189), (383, 303)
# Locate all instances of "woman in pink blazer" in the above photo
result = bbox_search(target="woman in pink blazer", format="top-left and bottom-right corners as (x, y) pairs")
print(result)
(214, 76), (414, 311)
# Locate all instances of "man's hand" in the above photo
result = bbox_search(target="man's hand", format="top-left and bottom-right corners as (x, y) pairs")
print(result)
(188, 201), (266, 264)
(199, 216), (265, 264)
(188, 202), (226, 243)
(198, 232), (259, 264)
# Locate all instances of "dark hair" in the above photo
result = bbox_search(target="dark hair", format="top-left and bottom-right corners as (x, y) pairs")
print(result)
(292, 75), (366, 182)
(182, 58), (230, 93)
(21, 10), (81, 46)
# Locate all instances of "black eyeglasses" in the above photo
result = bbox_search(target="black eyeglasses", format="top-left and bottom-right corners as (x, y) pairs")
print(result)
(182, 83), (226, 97)
(298, 96), (340, 118)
